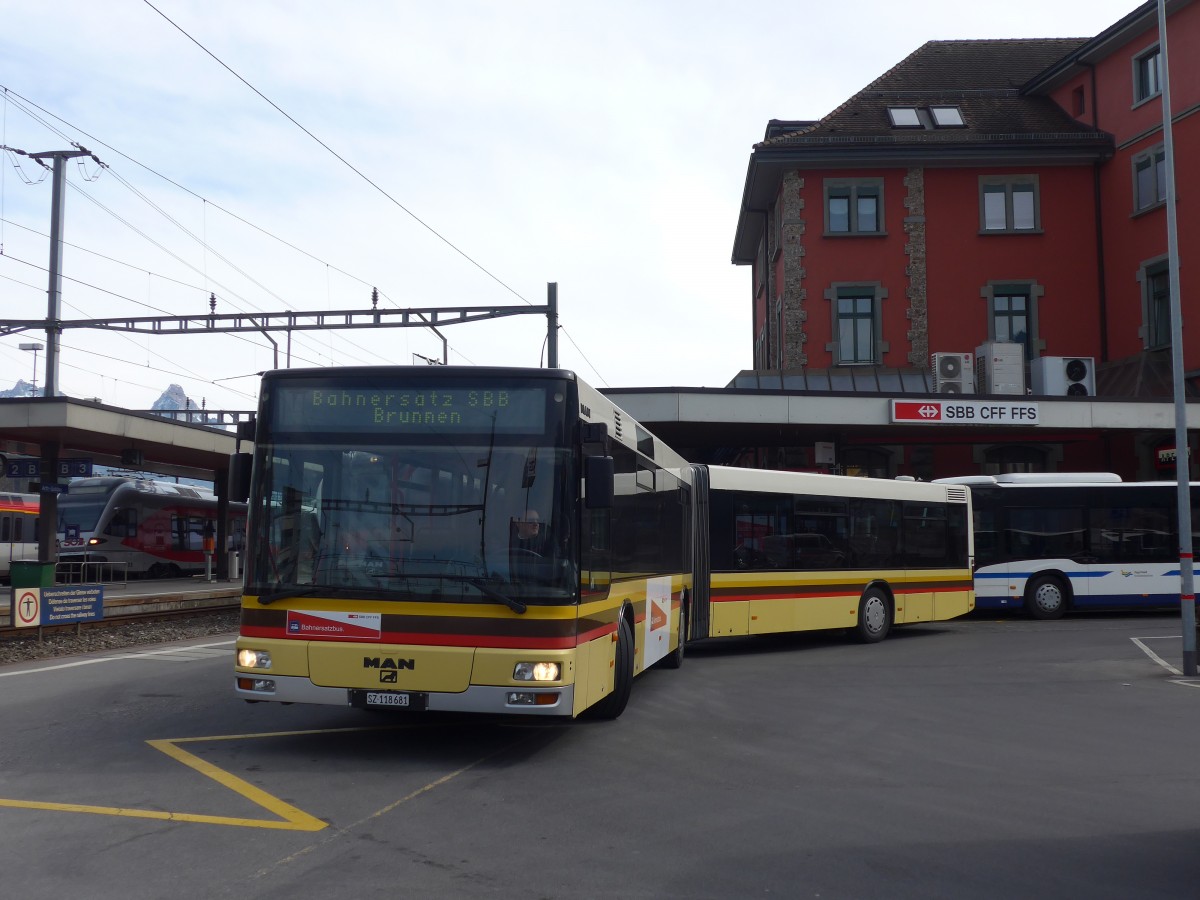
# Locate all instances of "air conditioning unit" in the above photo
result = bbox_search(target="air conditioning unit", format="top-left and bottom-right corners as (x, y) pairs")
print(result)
(931, 352), (974, 394)
(1030, 356), (1096, 396)
(976, 341), (1025, 395)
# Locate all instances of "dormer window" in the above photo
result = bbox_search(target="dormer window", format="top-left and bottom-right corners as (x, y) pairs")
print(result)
(930, 106), (964, 127)
(888, 105), (965, 129)
(888, 107), (922, 128)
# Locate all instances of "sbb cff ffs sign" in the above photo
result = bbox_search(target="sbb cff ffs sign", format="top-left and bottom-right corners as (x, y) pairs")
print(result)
(891, 400), (1040, 425)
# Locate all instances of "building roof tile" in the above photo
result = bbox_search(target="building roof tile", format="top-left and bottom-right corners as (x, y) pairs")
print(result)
(760, 39), (1102, 148)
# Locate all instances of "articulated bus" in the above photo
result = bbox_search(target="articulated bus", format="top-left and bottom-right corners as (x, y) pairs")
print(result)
(696, 466), (974, 643)
(232, 366), (692, 719)
(232, 366), (975, 719)
(0, 492), (39, 582)
(56, 477), (247, 579)
(936, 473), (1196, 618)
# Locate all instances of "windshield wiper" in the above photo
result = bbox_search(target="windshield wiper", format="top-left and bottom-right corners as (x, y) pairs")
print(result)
(467, 578), (527, 614)
(256, 587), (361, 606)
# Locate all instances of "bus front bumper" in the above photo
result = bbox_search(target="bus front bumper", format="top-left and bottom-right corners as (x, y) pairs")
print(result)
(234, 674), (575, 716)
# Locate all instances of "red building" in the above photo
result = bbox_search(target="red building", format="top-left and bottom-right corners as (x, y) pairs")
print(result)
(726, 0), (1199, 480)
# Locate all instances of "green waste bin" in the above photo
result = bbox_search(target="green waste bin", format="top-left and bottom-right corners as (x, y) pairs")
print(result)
(11, 561), (55, 589)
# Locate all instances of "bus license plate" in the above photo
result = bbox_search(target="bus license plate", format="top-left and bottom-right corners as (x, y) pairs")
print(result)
(351, 689), (427, 710)
(368, 692), (409, 707)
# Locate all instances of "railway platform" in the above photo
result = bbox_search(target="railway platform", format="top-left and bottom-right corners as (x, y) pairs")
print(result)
(2, 576), (241, 628)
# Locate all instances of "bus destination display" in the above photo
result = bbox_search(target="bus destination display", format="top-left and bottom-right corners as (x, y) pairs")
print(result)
(272, 383), (550, 433)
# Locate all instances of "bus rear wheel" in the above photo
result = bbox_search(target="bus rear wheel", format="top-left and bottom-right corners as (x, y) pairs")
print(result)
(589, 616), (634, 719)
(855, 587), (891, 643)
(1026, 575), (1068, 620)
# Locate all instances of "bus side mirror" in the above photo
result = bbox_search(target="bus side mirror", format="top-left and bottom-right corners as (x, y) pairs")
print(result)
(585, 456), (614, 509)
(229, 453), (253, 503)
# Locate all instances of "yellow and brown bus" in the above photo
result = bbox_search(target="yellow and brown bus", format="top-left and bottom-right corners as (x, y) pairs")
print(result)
(232, 366), (691, 719)
(689, 466), (974, 645)
(231, 366), (973, 720)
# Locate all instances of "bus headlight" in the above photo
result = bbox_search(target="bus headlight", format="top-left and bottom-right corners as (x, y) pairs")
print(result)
(513, 661), (560, 682)
(237, 649), (272, 670)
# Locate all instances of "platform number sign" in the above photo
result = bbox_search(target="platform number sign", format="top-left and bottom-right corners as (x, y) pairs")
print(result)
(5, 459), (40, 479)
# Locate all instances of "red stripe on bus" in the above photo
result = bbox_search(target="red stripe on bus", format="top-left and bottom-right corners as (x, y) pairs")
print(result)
(239, 624), (617, 648)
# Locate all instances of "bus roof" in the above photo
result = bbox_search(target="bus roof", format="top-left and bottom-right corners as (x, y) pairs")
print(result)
(705, 465), (967, 502)
(934, 473), (1123, 486)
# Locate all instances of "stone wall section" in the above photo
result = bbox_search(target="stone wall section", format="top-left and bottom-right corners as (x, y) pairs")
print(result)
(779, 172), (808, 368)
(903, 167), (928, 367)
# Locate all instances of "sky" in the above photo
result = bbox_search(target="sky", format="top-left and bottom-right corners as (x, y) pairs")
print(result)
(0, 0), (1144, 412)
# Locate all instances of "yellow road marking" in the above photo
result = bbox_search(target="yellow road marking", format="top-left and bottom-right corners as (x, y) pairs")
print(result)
(0, 723), (538, 833)
(0, 726), (414, 831)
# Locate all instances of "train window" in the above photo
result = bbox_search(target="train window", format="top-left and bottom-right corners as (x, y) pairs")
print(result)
(106, 508), (139, 538)
(1, 516), (9, 542)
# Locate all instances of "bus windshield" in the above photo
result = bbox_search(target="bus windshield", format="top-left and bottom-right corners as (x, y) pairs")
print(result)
(248, 374), (577, 605)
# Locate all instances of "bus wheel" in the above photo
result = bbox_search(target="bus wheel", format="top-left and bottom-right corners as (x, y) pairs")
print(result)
(855, 587), (891, 644)
(589, 616), (634, 719)
(1026, 575), (1067, 620)
(659, 601), (687, 670)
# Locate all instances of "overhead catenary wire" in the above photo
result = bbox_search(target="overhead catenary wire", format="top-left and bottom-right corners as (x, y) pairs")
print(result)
(137, 3), (602, 383)
(140, 0), (533, 308)
(0, 89), (448, 375)
(2, 47), (604, 387)
(0, 251), (337, 377)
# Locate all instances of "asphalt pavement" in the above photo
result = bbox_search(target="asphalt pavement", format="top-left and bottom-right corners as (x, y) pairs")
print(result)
(0, 609), (1196, 899)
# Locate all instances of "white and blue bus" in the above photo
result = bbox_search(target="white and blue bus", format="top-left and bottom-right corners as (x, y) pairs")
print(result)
(937, 473), (1194, 619)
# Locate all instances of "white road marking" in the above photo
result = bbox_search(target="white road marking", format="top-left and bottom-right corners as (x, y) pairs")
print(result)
(1131, 635), (1182, 676)
(0, 639), (235, 677)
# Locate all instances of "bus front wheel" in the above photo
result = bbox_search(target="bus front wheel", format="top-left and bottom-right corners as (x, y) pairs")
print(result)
(855, 587), (891, 643)
(589, 616), (634, 719)
(1026, 575), (1068, 620)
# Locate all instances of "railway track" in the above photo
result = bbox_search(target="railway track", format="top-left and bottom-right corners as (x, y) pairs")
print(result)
(0, 601), (240, 664)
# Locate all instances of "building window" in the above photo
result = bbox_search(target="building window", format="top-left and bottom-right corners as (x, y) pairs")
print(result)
(824, 179), (883, 235)
(980, 177), (1040, 233)
(824, 282), (888, 365)
(838, 294), (875, 363)
(981, 280), (1044, 360)
(887, 107), (921, 127)
(992, 291), (1030, 360)
(1142, 261), (1171, 349)
(1072, 85), (1086, 117)
(1134, 46), (1162, 104)
(929, 106), (964, 127)
(1133, 146), (1166, 211)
